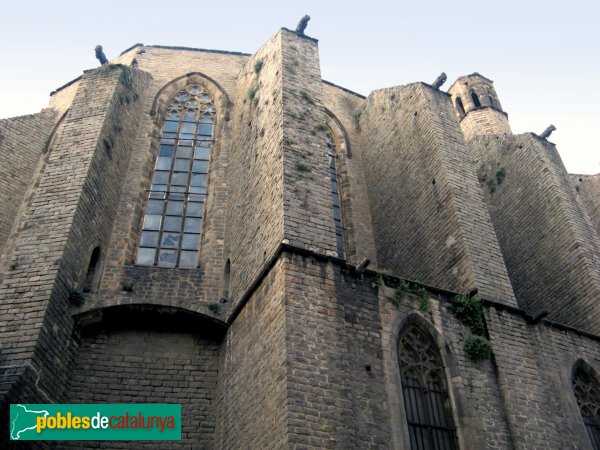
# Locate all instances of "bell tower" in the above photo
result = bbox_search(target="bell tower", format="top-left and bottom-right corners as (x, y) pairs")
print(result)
(448, 72), (511, 140)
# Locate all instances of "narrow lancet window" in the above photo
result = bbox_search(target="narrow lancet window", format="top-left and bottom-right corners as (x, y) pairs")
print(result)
(136, 85), (215, 268)
(471, 91), (481, 108)
(455, 97), (466, 118)
(573, 365), (600, 449)
(399, 324), (459, 450)
(326, 129), (345, 259)
(83, 247), (101, 293)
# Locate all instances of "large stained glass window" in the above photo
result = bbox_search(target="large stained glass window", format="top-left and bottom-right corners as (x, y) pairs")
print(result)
(399, 324), (459, 450)
(136, 85), (214, 268)
(326, 129), (345, 259)
(573, 365), (600, 449)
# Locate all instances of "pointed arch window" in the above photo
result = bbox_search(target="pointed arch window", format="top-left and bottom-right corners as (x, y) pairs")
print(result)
(399, 324), (459, 450)
(136, 85), (215, 268)
(326, 129), (345, 259)
(573, 365), (600, 449)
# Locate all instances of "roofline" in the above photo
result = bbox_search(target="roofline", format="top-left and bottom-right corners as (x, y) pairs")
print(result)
(448, 72), (495, 92)
(146, 45), (252, 57)
(322, 80), (366, 99)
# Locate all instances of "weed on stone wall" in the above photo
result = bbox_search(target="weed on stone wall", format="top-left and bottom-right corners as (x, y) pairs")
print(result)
(295, 162), (309, 172)
(208, 303), (219, 314)
(415, 286), (431, 312)
(477, 160), (507, 193)
(68, 289), (85, 306)
(300, 91), (314, 104)
(247, 85), (258, 104)
(254, 58), (264, 74)
(450, 293), (492, 361)
(312, 124), (327, 135)
(449, 294), (484, 335)
(119, 66), (134, 90)
(353, 112), (362, 131)
(464, 335), (492, 361)
(375, 271), (431, 312)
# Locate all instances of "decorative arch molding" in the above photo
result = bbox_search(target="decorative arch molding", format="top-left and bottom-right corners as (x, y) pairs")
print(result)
(324, 107), (351, 158)
(73, 303), (229, 332)
(44, 110), (69, 154)
(151, 72), (230, 122)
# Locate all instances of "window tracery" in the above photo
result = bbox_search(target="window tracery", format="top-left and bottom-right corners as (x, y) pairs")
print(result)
(399, 324), (459, 450)
(573, 365), (600, 449)
(136, 85), (214, 268)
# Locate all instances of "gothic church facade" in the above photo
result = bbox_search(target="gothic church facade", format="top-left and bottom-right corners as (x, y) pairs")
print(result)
(1, 26), (600, 449)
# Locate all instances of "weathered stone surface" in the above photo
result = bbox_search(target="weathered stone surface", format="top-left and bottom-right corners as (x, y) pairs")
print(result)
(1, 28), (599, 450)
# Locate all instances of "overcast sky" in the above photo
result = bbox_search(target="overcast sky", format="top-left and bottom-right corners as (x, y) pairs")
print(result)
(1, 0), (598, 174)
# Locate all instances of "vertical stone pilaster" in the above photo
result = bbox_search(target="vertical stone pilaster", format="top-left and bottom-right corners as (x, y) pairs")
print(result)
(0, 65), (149, 445)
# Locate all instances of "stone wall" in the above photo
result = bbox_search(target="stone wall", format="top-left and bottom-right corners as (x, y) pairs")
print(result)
(282, 253), (512, 449)
(460, 108), (511, 141)
(280, 30), (337, 258)
(2, 31), (600, 450)
(214, 258), (288, 449)
(0, 66), (150, 446)
(64, 308), (223, 449)
(359, 83), (516, 306)
(573, 173), (600, 238)
(225, 31), (286, 305)
(468, 133), (600, 333)
(486, 305), (600, 450)
(0, 110), (55, 256)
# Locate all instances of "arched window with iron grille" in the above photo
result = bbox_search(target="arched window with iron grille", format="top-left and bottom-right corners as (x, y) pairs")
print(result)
(573, 364), (600, 449)
(136, 85), (215, 268)
(398, 323), (459, 450)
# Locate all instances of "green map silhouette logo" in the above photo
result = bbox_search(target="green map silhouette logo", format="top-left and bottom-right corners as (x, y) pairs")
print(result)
(10, 404), (49, 440)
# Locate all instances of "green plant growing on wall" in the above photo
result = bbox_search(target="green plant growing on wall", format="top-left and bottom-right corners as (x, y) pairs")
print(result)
(450, 293), (492, 361)
(449, 294), (484, 335)
(119, 65), (134, 90)
(300, 91), (314, 104)
(68, 289), (85, 306)
(295, 162), (309, 172)
(208, 303), (219, 314)
(494, 165), (506, 185)
(477, 161), (507, 194)
(464, 335), (492, 361)
(247, 85), (258, 102)
(389, 280), (409, 306)
(375, 268), (392, 288)
(415, 286), (431, 312)
(254, 58), (264, 74)
(313, 124), (327, 133)
(353, 112), (362, 131)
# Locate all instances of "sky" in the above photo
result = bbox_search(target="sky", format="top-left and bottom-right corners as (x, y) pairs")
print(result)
(1, 0), (598, 174)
